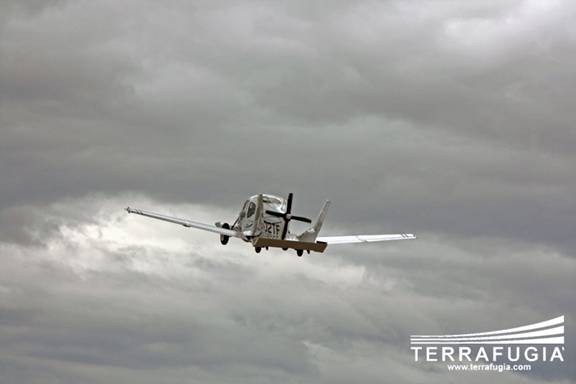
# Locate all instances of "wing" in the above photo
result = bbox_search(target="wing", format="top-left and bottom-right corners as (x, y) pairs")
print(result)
(317, 233), (416, 244)
(126, 207), (240, 238)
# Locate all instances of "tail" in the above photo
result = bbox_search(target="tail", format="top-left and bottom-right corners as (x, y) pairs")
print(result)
(298, 200), (330, 242)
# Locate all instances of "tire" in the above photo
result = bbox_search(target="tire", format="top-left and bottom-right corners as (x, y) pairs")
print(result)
(255, 247), (261, 253)
(220, 223), (230, 245)
(296, 249), (303, 257)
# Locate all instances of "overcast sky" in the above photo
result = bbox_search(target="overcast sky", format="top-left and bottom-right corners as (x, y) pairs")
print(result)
(0, 0), (575, 383)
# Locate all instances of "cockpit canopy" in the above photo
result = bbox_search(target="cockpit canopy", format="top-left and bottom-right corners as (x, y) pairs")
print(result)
(239, 194), (286, 222)
(249, 194), (286, 212)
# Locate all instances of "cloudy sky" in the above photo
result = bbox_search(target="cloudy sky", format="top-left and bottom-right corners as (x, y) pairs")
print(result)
(1, 0), (575, 382)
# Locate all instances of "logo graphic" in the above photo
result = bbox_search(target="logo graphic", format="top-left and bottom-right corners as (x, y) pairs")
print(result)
(410, 316), (565, 372)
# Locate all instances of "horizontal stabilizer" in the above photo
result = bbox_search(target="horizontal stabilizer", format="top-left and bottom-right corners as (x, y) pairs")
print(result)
(317, 233), (415, 244)
(252, 237), (327, 253)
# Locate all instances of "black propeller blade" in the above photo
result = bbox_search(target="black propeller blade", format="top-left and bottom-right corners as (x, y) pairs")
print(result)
(265, 210), (284, 218)
(264, 193), (311, 239)
(291, 215), (312, 223)
(264, 210), (312, 223)
(281, 216), (290, 239)
(286, 192), (293, 214)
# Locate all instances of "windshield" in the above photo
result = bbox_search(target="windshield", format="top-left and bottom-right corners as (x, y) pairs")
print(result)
(246, 202), (256, 218)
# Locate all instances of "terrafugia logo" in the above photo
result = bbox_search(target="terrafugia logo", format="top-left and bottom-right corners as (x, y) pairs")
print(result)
(410, 316), (565, 371)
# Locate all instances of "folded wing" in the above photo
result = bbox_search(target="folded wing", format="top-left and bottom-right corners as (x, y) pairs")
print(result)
(125, 207), (239, 238)
(317, 233), (416, 244)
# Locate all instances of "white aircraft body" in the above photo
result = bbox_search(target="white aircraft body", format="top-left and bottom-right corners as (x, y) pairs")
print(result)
(126, 193), (415, 256)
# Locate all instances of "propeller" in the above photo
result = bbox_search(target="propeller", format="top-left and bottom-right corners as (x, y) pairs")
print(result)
(265, 193), (311, 239)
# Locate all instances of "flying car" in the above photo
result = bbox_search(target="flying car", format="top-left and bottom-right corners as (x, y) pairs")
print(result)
(126, 193), (415, 256)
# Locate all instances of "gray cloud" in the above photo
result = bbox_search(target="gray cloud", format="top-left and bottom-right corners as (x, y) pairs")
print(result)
(1, 0), (575, 250)
(0, 198), (573, 383)
(0, 0), (575, 382)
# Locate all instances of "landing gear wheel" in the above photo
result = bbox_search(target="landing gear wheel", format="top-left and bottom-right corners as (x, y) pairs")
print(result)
(220, 223), (230, 245)
(282, 248), (288, 251)
(255, 247), (262, 253)
(296, 249), (303, 257)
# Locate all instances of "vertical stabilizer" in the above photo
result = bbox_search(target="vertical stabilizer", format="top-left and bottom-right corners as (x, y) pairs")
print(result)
(298, 200), (330, 242)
